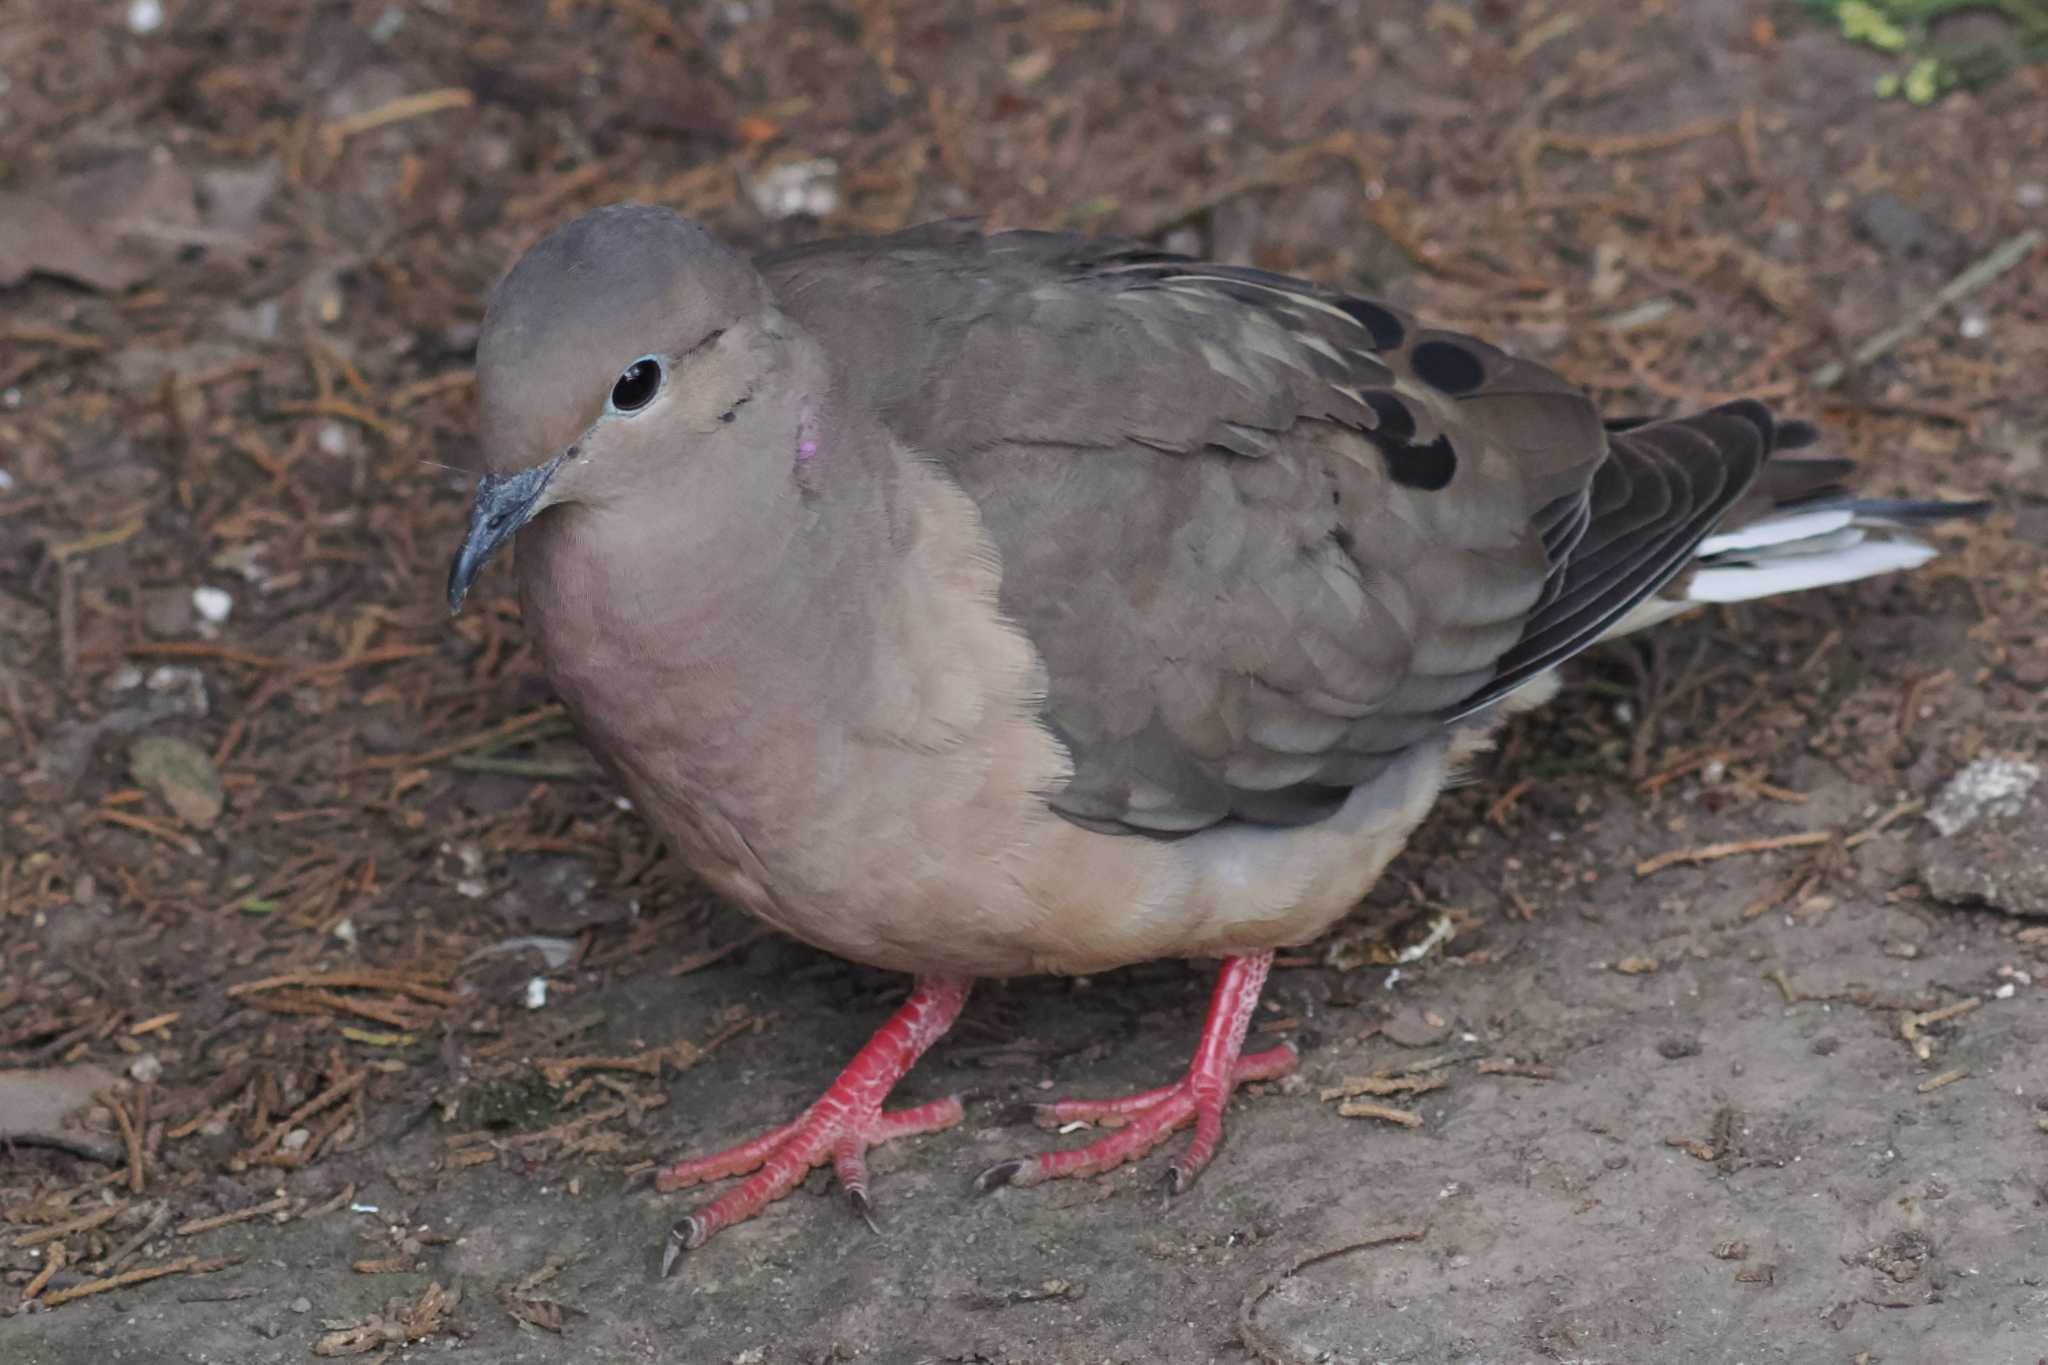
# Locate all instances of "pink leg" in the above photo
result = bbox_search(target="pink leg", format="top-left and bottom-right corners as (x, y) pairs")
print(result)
(656, 975), (971, 1273)
(976, 953), (1297, 1195)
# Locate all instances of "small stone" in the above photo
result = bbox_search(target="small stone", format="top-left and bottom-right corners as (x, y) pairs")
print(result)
(1713, 1240), (1749, 1261)
(191, 585), (234, 625)
(128, 1052), (163, 1084)
(745, 159), (839, 221)
(1380, 1003), (1449, 1048)
(145, 665), (211, 718)
(280, 1127), (311, 1152)
(1928, 757), (2041, 837)
(1657, 1036), (1701, 1060)
(523, 976), (548, 1010)
(290, 1296), (312, 1313)
(1851, 192), (1928, 254)
(140, 587), (194, 638)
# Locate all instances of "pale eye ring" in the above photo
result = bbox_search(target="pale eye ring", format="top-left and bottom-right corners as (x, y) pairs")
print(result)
(608, 356), (663, 413)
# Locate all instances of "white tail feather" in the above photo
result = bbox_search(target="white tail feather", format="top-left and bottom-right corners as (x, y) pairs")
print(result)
(1696, 507), (1855, 556)
(1686, 538), (1937, 602)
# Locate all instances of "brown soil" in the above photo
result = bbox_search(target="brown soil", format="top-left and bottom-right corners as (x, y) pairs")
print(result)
(3, 2), (2044, 1362)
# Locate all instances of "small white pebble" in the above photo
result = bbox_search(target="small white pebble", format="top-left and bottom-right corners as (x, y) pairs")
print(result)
(280, 1128), (311, 1153)
(332, 917), (356, 947)
(523, 976), (548, 1010)
(0, 465), (14, 489)
(290, 1296), (312, 1313)
(191, 586), (234, 624)
(613, 795), (634, 812)
(317, 422), (352, 457)
(746, 158), (840, 220)
(1994, 983), (2016, 1000)
(455, 877), (487, 899)
(1958, 313), (1989, 341)
(105, 664), (145, 692)
(2017, 182), (2047, 209)
(128, 1052), (163, 1085)
(127, 0), (163, 34)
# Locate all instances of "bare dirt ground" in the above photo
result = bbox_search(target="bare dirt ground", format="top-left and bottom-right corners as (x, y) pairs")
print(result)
(3, 2), (2046, 1362)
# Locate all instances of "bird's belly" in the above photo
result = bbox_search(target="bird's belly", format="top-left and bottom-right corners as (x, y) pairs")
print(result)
(749, 728), (1459, 979)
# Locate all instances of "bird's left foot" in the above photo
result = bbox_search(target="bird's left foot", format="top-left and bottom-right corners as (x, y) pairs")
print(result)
(974, 951), (1295, 1194)
(974, 1040), (1296, 1192)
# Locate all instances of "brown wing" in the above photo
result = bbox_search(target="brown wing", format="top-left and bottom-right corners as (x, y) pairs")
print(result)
(763, 226), (1769, 834)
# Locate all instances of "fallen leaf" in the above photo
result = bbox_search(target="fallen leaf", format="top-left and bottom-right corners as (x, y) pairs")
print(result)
(130, 734), (225, 829)
(0, 154), (198, 292)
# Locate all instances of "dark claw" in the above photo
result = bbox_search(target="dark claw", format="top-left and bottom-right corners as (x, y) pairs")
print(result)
(972, 1158), (1026, 1193)
(847, 1187), (881, 1235)
(659, 1216), (703, 1279)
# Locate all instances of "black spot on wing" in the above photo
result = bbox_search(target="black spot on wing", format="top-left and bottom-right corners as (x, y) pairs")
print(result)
(1359, 390), (1416, 442)
(1411, 339), (1485, 395)
(1338, 297), (1406, 350)
(1357, 389), (1455, 489)
(1376, 434), (1458, 491)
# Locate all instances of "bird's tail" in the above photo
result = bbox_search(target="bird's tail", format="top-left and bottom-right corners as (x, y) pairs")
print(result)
(1606, 442), (1990, 636)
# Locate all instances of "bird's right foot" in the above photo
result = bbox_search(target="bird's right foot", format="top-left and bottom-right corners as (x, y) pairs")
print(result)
(653, 974), (971, 1274)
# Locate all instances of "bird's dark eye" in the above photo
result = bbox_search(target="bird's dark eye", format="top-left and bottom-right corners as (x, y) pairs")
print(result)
(609, 357), (662, 413)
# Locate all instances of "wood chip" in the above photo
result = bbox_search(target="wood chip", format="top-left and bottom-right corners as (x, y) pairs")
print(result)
(313, 1279), (456, 1356)
(1336, 1099), (1423, 1127)
(228, 971), (460, 1006)
(353, 1255), (411, 1274)
(1317, 1074), (1446, 1102)
(535, 1039), (701, 1087)
(319, 88), (474, 157)
(13, 1204), (121, 1249)
(97, 1089), (144, 1194)
(40, 1254), (236, 1308)
(1476, 1059), (1555, 1080)
(21, 1240), (65, 1302)
(1917, 1068), (1969, 1094)
(1901, 997), (1981, 1041)
(174, 1193), (290, 1236)
(1635, 831), (1832, 878)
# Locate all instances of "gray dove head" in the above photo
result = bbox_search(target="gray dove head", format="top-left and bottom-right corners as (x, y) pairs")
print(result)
(448, 204), (799, 611)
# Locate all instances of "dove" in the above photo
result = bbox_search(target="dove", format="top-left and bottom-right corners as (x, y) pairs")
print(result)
(445, 204), (1986, 1272)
